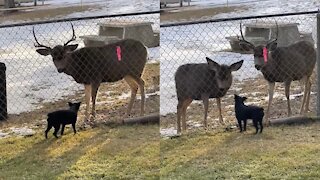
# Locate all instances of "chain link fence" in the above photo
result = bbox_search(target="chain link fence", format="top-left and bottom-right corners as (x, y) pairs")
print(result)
(0, 11), (160, 124)
(160, 12), (319, 134)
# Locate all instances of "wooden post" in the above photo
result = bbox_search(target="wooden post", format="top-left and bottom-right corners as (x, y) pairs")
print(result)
(123, 113), (159, 125)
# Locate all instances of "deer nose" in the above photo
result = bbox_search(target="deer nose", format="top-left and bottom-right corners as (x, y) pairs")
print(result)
(255, 65), (261, 70)
(57, 68), (65, 73)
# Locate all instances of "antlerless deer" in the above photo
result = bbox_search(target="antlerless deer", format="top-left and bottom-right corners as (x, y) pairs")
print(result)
(238, 22), (316, 123)
(33, 24), (148, 120)
(175, 57), (243, 133)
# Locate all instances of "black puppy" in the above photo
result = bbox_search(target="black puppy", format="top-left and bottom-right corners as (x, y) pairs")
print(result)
(234, 94), (264, 134)
(45, 102), (81, 139)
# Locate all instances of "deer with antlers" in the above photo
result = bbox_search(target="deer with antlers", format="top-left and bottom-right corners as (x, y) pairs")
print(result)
(33, 23), (148, 121)
(238, 22), (316, 123)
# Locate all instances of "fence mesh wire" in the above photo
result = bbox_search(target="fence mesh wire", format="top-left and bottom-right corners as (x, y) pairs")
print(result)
(0, 12), (160, 124)
(160, 13), (318, 133)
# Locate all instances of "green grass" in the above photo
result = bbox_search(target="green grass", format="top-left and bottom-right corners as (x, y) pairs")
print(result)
(0, 124), (159, 179)
(161, 123), (320, 179)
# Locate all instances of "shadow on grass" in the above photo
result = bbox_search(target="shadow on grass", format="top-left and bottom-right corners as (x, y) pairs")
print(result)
(0, 124), (160, 179)
(160, 123), (320, 179)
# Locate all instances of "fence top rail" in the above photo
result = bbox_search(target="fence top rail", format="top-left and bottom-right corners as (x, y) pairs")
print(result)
(160, 10), (319, 27)
(0, 10), (160, 29)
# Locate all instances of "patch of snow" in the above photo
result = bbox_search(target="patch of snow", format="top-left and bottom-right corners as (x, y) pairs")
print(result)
(10, 127), (35, 136)
(160, 127), (178, 138)
(15, 0), (159, 24)
(0, 131), (9, 138)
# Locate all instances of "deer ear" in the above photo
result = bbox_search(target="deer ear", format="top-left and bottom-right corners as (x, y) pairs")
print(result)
(206, 57), (220, 71)
(239, 41), (254, 51)
(65, 44), (78, 52)
(36, 48), (51, 56)
(266, 41), (277, 51)
(230, 60), (244, 71)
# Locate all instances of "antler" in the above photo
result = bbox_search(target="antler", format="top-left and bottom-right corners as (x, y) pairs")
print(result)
(239, 22), (255, 47)
(63, 23), (77, 46)
(33, 27), (51, 49)
(266, 21), (278, 46)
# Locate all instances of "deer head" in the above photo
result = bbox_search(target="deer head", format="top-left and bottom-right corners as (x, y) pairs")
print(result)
(238, 22), (278, 71)
(206, 57), (244, 90)
(33, 23), (79, 73)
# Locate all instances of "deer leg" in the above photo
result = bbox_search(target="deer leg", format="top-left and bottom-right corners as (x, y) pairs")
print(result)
(84, 84), (91, 121)
(124, 76), (138, 117)
(305, 80), (312, 112)
(285, 81), (292, 117)
(182, 98), (193, 132)
(201, 94), (209, 129)
(177, 100), (183, 134)
(91, 82), (100, 118)
(300, 76), (308, 114)
(266, 82), (275, 124)
(216, 98), (223, 124)
(135, 77), (145, 116)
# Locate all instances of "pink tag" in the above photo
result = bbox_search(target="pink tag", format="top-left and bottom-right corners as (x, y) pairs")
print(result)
(263, 47), (268, 63)
(116, 46), (122, 61)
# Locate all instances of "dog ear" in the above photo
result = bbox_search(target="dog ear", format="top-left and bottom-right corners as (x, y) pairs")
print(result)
(68, 102), (73, 107)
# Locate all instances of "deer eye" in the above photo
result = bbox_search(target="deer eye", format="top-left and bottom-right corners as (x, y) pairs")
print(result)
(254, 51), (263, 57)
(52, 52), (63, 60)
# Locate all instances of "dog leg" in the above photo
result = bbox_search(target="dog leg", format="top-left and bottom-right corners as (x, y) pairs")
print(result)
(72, 123), (76, 134)
(53, 125), (60, 138)
(237, 119), (243, 132)
(253, 120), (258, 134)
(61, 124), (65, 136)
(243, 119), (247, 131)
(45, 123), (52, 139)
(259, 119), (263, 133)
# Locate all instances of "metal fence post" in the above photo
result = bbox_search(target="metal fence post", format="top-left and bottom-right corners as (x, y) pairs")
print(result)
(317, 12), (320, 116)
(0, 62), (7, 120)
